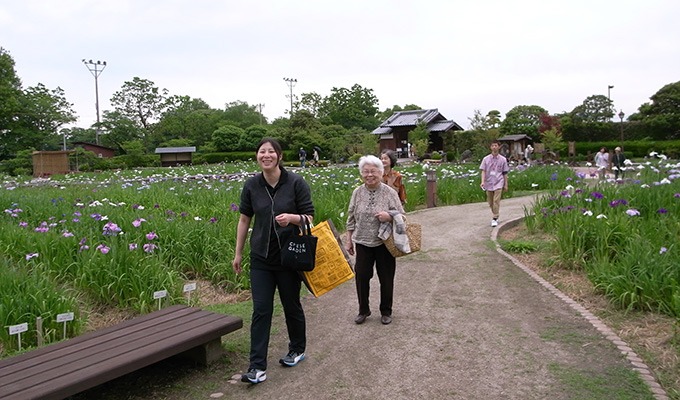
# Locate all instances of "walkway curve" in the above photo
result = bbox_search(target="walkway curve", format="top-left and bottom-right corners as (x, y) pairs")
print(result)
(493, 216), (669, 400)
(224, 195), (666, 400)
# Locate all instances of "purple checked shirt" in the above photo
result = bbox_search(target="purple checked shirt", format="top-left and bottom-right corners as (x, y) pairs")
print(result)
(480, 153), (509, 191)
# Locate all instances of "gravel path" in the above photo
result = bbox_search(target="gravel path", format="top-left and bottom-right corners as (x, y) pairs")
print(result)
(224, 195), (664, 399)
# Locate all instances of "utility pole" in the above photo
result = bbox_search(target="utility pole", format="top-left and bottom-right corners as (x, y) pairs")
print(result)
(257, 103), (265, 125)
(607, 85), (614, 119)
(82, 59), (107, 145)
(283, 77), (297, 116)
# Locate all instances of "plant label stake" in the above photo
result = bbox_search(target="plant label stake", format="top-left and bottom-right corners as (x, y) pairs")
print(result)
(56, 312), (74, 340)
(183, 282), (197, 306)
(9, 323), (28, 351)
(153, 290), (168, 310)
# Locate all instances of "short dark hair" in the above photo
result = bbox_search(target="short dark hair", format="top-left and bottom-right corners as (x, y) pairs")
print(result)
(257, 138), (283, 164)
(491, 140), (501, 145)
(380, 149), (397, 168)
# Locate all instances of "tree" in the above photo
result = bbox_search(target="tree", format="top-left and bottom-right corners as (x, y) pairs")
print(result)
(468, 109), (490, 131)
(409, 122), (430, 157)
(538, 113), (561, 135)
(4, 83), (76, 154)
(571, 95), (613, 123)
(155, 95), (214, 146)
(110, 77), (168, 133)
(500, 105), (547, 141)
(98, 110), (143, 151)
(486, 110), (502, 129)
(238, 125), (269, 151)
(212, 125), (244, 152)
(318, 84), (379, 130)
(632, 81), (680, 139)
(0, 48), (23, 159)
(61, 126), (97, 145)
(19, 84), (76, 135)
(541, 128), (566, 155)
(222, 101), (266, 129)
(297, 92), (324, 118)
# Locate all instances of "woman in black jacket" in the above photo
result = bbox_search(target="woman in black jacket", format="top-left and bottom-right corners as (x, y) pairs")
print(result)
(232, 138), (314, 384)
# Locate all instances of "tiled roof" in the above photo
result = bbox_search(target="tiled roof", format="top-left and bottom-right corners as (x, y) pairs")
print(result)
(372, 109), (463, 134)
(155, 147), (197, 154)
(427, 120), (463, 132)
(382, 109), (441, 127)
(498, 135), (532, 142)
(373, 127), (393, 135)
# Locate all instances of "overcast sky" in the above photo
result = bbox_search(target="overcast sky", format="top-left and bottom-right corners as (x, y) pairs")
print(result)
(2, 0), (678, 129)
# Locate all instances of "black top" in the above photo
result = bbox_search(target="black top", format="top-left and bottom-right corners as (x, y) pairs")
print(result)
(239, 166), (314, 269)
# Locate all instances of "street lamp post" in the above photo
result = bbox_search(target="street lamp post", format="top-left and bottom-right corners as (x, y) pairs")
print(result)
(283, 77), (297, 116)
(82, 59), (107, 145)
(618, 110), (625, 150)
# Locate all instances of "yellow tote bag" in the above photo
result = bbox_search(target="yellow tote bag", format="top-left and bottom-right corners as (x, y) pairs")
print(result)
(301, 220), (354, 297)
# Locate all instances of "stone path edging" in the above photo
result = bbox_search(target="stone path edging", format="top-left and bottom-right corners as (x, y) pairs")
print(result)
(491, 216), (670, 400)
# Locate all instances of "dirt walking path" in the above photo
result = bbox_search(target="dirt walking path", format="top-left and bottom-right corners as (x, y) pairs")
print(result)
(226, 195), (663, 399)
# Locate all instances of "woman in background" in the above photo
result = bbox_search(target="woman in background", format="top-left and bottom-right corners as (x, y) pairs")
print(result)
(380, 149), (407, 205)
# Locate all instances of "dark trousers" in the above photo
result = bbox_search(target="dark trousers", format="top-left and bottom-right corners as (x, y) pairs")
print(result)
(614, 166), (625, 179)
(355, 243), (396, 317)
(249, 267), (306, 370)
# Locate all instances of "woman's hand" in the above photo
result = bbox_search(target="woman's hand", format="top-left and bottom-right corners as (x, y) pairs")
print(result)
(275, 213), (293, 227)
(375, 211), (392, 222)
(345, 232), (354, 256)
(232, 254), (242, 274)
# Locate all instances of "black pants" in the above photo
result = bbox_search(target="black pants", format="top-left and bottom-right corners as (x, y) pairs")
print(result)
(614, 166), (625, 179)
(249, 266), (306, 370)
(354, 243), (396, 317)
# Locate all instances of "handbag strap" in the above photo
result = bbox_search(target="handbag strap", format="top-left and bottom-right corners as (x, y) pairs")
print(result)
(298, 215), (312, 236)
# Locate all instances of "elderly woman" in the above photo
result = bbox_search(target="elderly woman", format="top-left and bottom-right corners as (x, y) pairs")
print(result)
(345, 155), (405, 325)
(380, 149), (407, 205)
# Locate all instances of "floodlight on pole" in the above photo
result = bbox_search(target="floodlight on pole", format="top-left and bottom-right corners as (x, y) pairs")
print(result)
(82, 59), (107, 145)
(618, 110), (625, 150)
(283, 77), (297, 116)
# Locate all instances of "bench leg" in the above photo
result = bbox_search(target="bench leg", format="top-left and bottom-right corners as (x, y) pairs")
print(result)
(178, 338), (224, 366)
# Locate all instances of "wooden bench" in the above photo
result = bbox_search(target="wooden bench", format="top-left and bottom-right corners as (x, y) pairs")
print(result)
(0, 305), (242, 400)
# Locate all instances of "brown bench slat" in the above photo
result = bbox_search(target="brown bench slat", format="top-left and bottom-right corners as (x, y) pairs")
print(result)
(0, 305), (242, 400)
(0, 310), (234, 390)
(0, 304), (190, 376)
(0, 306), (218, 383)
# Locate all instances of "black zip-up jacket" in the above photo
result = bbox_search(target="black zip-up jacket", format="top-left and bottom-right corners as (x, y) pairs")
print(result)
(239, 166), (314, 269)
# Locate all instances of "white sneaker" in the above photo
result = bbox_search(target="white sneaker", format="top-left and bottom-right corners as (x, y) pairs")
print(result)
(491, 219), (498, 227)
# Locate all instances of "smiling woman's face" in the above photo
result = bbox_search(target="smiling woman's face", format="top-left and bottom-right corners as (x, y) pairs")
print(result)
(361, 166), (381, 188)
(257, 142), (280, 172)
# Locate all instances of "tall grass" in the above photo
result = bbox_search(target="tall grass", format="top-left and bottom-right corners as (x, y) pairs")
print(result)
(0, 161), (574, 352)
(526, 156), (680, 318)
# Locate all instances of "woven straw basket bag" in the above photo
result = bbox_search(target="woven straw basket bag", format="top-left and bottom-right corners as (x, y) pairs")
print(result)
(383, 218), (422, 258)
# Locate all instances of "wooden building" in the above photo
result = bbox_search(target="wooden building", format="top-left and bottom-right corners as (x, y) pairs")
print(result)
(32, 150), (73, 177)
(497, 134), (533, 161)
(155, 147), (196, 167)
(72, 142), (116, 158)
(372, 109), (463, 157)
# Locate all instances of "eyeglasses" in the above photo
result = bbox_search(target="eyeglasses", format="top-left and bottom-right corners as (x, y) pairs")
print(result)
(361, 169), (381, 176)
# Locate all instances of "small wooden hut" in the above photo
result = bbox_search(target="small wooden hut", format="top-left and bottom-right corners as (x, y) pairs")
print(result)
(155, 147), (196, 167)
(32, 150), (73, 177)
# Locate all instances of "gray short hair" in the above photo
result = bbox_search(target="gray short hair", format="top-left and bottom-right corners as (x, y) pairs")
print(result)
(358, 155), (384, 174)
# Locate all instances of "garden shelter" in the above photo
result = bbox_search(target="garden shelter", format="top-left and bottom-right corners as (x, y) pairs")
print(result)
(73, 142), (116, 158)
(497, 134), (533, 161)
(32, 150), (73, 177)
(155, 147), (196, 167)
(372, 109), (463, 157)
